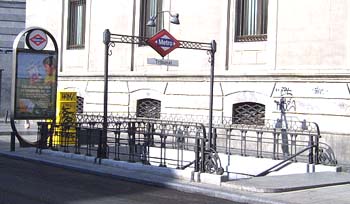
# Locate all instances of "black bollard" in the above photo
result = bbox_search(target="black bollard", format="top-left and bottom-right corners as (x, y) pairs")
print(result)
(10, 132), (15, 151)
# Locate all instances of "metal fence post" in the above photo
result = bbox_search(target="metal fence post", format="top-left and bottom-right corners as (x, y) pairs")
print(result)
(212, 128), (217, 151)
(37, 122), (49, 154)
(102, 29), (111, 159)
(208, 40), (216, 150)
(314, 122), (320, 164)
(309, 134), (314, 165)
(194, 138), (200, 172)
(10, 132), (15, 151)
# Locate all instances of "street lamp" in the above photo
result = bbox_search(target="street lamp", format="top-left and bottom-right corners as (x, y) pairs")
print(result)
(146, 11), (180, 27)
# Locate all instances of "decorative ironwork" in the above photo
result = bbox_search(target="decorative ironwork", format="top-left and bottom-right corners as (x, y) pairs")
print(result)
(77, 112), (331, 165)
(179, 40), (212, 51)
(318, 143), (338, 165)
(207, 50), (213, 64)
(202, 148), (224, 175)
(77, 112), (322, 133)
(235, 34), (267, 42)
(110, 34), (148, 45)
(136, 98), (161, 119)
(232, 102), (265, 125)
(36, 112), (338, 179)
(107, 42), (115, 56)
(109, 33), (212, 51)
(40, 114), (224, 173)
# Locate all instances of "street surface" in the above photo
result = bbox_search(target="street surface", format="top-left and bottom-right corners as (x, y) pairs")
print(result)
(0, 155), (240, 204)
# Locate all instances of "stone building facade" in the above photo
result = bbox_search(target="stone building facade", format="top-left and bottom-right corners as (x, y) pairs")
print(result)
(24, 0), (350, 166)
(0, 0), (25, 119)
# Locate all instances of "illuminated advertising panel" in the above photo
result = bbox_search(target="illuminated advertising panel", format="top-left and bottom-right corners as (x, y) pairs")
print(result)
(14, 49), (57, 119)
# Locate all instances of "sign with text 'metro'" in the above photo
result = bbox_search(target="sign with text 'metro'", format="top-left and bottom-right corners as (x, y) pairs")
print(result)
(12, 27), (58, 120)
(147, 29), (180, 57)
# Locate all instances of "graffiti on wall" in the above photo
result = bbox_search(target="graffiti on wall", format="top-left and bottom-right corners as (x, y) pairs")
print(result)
(312, 86), (327, 95)
(274, 86), (296, 112)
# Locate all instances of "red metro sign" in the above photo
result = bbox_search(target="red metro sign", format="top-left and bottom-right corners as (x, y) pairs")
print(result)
(147, 29), (180, 57)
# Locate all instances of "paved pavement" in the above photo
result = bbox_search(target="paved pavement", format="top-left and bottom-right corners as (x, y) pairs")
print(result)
(1, 120), (350, 204)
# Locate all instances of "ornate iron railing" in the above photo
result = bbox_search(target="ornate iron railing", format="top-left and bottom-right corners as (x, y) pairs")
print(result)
(37, 116), (224, 174)
(75, 112), (336, 166)
(36, 112), (337, 177)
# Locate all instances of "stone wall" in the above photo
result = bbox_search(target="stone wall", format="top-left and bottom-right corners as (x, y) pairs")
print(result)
(0, 0), (26, 118)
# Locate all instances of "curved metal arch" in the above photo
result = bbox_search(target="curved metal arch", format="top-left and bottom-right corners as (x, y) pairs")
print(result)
(11, 27), (59, 148)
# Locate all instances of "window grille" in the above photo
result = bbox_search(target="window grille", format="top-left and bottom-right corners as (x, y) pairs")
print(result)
(136, 98), (161, 119)
(232, 102), (265, 125)
(235, 0), (268, 42)
(67, 0), (86, 49)
(140, 0), (163, 40)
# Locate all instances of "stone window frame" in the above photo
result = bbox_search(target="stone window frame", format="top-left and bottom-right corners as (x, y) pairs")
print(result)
(139, 0), (163, 41)
(67, 0), (86, 49)
(235, 0), (268, 42)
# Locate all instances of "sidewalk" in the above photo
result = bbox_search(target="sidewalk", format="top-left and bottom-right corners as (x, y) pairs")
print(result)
(0, 119), (38, 136)
(1, 122), (350, 204)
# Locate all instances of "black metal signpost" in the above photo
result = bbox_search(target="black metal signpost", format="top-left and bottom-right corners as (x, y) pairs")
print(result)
(101, 29), (216, 157)
(10, 27), (58, 150)
(102, 29), (216, 158)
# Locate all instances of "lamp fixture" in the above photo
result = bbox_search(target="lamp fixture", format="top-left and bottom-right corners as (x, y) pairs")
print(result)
(146, 11), (180, 27)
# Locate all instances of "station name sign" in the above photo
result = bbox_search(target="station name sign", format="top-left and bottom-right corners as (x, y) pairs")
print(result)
(147, 58), (179, 66)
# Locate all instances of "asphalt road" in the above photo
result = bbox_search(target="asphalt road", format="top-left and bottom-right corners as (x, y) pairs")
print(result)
(0, 155), (240, 204)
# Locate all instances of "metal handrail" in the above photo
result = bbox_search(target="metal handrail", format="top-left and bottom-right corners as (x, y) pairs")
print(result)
(255, 145), (316, 177)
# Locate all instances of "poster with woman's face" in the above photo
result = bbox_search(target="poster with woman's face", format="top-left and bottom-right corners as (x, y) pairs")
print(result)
(14, 50), (57, 119)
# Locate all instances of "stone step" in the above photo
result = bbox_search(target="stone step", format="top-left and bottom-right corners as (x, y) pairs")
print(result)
(0, 27), (23, 35)
(0, 1), (25, 9)
(0, 39), (23, 48)
(0, 21), (25, 28)
(0, 13), (25, 22)
(0, 40), (13, 48)
(0, 7), (25, 15)
(0, 34), (16, 41)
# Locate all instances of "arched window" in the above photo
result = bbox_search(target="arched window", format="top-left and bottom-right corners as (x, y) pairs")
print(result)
(232, 102), (265, 125)
(136, 98), (161, 118)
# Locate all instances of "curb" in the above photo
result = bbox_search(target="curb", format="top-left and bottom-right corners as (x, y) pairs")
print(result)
(0, 131), (37, 136)
(0, 149), (287, 204)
